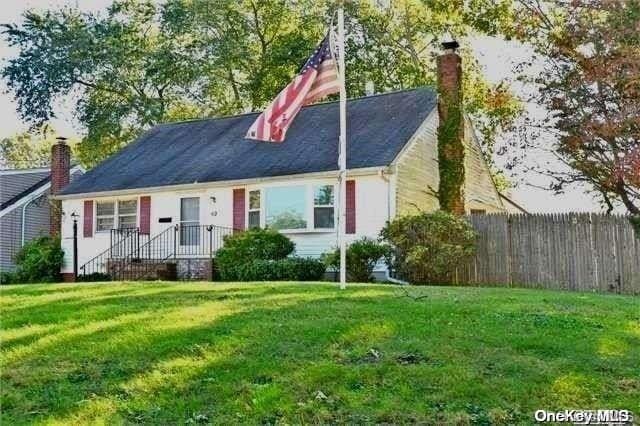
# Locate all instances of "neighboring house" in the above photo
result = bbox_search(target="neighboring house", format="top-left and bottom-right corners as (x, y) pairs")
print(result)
(55, 43), (506, 281)
(0, 165), (83, 272)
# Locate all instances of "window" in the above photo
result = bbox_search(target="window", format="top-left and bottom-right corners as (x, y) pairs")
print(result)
(95, 199), (138, 232)
(180, 197), (200, 245)
(265, 186), (307, 230)
(96, 201), (115, 232)
(248, 190), (261, 228)
(314, 185), (334, 228)
(118, 200), (138, 229)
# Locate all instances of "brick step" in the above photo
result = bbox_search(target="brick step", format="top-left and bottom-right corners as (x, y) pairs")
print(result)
(105, 258), (212, 281)
(107, 259), (177, 280)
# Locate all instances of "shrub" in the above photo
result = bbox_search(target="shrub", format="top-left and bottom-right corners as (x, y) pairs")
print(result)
(13, 236), (64, 283)
(76, 272), (112, 282)
(0, 271), (18, 285)
(322, 238), (391, 282)
(216, 228), (294, 270)
(630, 215), (640, 237)
(380, 211), (476, 284)
(215, 228), (323, 281)
(220, 257), (325, 281)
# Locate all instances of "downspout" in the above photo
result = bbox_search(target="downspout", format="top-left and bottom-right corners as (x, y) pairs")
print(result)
(378, 169), (407, 284)
(378, 169), (391, 223)
(385, 269), (408, 285)
(21, 195), (39, 246)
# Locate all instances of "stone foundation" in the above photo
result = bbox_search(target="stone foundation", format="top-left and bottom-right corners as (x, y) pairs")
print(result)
(177, 258), (212, 280)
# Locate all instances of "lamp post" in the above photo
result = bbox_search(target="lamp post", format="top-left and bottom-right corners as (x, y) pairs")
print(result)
(71, 212), (79, 280)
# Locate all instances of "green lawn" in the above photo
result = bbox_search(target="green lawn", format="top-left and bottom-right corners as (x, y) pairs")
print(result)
(1, 282), (638, 425)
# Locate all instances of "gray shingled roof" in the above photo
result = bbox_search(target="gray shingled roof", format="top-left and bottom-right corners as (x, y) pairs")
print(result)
(0, 170), (50, 207)
(61, 87), (436, 195)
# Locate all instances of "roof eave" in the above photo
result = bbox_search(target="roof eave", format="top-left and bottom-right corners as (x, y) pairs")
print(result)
(54, 166), (392, 201)
(0, 166), (85, 217)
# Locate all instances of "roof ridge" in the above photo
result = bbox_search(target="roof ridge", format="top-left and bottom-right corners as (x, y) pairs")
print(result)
(0, 167), (50, 175)
(158, 86), (435, 127)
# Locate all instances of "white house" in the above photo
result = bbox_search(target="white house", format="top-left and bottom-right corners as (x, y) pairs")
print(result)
(54, 46), (507, 281)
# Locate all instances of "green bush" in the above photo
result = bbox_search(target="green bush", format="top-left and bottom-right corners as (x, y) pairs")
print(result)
(76, 272), (112, 282)
(216, 228), (294, 270)
(0, 271), (18, 285)
(322, 238), (391, 282)
(380, 211), (476, 284)
(13, 236), (64, 283)
(630, 215), (640, 237)
(220, 257), (325, 281)
(216, 228), (325, 281)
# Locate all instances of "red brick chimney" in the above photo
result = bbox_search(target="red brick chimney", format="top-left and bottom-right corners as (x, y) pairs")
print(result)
(50, 137), (71, 236)
(437, 38), (466, 215)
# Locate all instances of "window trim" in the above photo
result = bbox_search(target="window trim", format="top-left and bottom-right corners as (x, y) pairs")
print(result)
(95, 201), (115, 233)
(246, 183), (337, 233)
(313, 184), (335, 230)
(94, 198), (139, 233)
(248, 189), (261, 229)
(117, 199), (138, 229)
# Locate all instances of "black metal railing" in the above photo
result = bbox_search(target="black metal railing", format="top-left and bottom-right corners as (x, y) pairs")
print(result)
(78, 224), (234, 281)
(78, 227), (148, 279)
(110, 228), (148, 258)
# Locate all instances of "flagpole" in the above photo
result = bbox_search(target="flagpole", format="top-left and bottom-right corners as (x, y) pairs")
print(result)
(337, 5), (347, 290)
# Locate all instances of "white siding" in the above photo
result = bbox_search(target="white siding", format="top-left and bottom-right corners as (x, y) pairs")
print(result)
(60, 173), (392, 273)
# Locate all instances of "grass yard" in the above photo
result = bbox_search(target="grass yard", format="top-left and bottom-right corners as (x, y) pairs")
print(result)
(1, 282), (638, 425)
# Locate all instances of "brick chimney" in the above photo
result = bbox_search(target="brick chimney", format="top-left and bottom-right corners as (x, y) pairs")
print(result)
(50, 137), (71, 236)
(437, 38), (466, 215)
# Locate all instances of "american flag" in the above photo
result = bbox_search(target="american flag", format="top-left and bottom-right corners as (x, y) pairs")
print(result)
(246, 34), (340, 142)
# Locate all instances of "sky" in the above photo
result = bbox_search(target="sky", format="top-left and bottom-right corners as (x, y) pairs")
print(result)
(0, 0), (606, 213)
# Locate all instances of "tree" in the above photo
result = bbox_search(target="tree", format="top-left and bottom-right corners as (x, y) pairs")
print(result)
(2, 1), (205, 167)
(3, 0), (522, 168)
(512, 0), (640, 214)
(0, 125), (74, 169)
(343, 0), (522, 152)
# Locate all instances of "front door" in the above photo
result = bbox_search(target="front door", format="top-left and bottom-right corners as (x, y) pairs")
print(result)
(179, 197), (200, 254)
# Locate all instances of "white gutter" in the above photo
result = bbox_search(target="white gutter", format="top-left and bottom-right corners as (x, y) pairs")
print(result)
(0, 182), (51, 219)
(21, 195), (41, 246)
(0, 165), (85, 218)
(378, 169), (391, 223)
(52, 166), (392, 201)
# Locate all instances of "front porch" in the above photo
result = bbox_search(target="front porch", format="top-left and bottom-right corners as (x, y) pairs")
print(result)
(76, 224), (234, 281)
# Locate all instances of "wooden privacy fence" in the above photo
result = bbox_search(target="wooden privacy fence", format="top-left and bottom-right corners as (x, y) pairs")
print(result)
(456, 213), (640, 295)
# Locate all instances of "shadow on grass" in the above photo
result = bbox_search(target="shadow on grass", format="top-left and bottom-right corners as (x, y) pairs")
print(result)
(0, 284), (303, 329)
(1, 284), (639, 424)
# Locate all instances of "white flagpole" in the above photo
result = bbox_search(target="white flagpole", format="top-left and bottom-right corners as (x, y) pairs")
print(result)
(337, 6), (347, 289)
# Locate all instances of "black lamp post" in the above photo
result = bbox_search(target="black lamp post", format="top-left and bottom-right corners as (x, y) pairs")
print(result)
(71, 212), (79, 280)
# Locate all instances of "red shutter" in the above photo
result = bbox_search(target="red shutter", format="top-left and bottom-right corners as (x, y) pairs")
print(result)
(83, 200), (93, 238)
(139, 196), (151, 234)
(233, 188), (245, 232)
(346, 180), (356, 234)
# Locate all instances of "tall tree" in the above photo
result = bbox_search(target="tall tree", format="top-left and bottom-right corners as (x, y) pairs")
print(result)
(2, 0), (205, 166)
(3, 0), (521, 169)
(0, 125), (74, 169)
(512, 0), (640, 214)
